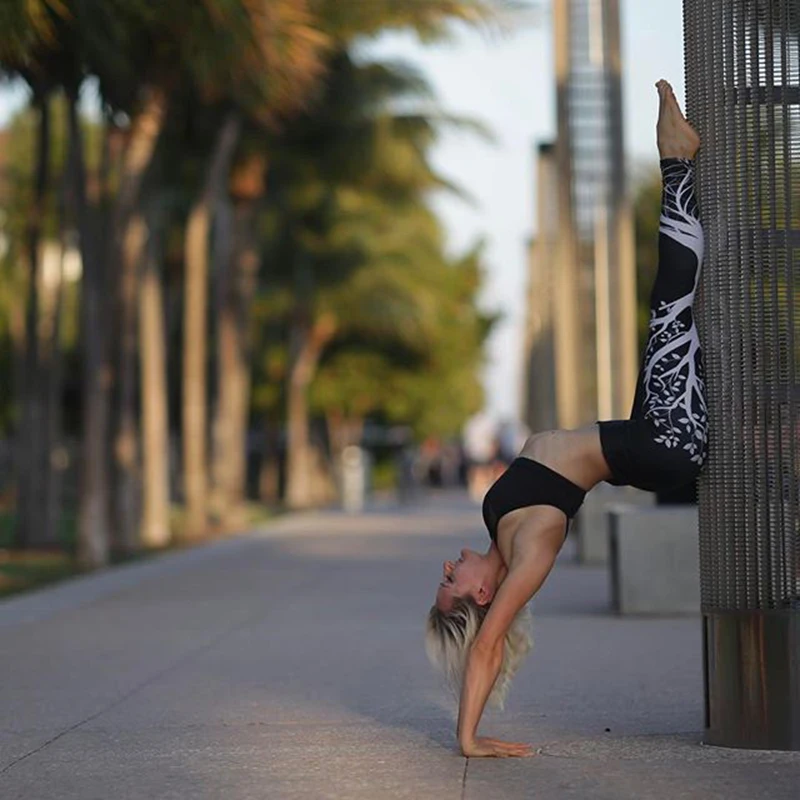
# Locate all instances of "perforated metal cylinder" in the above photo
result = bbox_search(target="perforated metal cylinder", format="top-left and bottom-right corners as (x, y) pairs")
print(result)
(684, 0), (800, 750)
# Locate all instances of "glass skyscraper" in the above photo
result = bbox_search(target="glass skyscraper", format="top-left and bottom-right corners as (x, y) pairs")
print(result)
(525, 0), (636, 430)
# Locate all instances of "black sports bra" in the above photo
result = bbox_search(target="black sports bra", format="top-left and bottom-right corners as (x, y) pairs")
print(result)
(482, 457), (587, 542)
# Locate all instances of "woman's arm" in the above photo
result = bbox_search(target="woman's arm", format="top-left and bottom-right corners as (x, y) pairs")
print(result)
(457, 541), (559, 757)
(457, 641), (531, 757)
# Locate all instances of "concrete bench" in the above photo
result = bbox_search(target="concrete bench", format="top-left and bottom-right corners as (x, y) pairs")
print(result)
(608, 505), (700, 615)
(575, 484), (654, 564)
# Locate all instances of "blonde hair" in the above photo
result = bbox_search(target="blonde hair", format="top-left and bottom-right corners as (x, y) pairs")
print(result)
(425, 598), (533, 710)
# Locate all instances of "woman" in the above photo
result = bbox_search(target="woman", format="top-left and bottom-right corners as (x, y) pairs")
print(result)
(425, 80), (708, 759)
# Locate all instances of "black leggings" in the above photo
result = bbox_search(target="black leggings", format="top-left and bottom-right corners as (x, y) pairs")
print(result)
(599, 158), (709, 492)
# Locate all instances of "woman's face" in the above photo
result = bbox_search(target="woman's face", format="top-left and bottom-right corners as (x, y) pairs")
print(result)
(435, 549), (484, 611)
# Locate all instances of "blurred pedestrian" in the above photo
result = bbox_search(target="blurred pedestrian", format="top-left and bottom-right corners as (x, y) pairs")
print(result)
(463, 413), (499, 501)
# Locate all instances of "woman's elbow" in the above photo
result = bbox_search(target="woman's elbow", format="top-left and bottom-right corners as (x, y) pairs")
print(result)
(471, 637), (504, 669)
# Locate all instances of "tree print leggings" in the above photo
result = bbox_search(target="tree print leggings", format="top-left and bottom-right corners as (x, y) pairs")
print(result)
(599, 157), (709, 492)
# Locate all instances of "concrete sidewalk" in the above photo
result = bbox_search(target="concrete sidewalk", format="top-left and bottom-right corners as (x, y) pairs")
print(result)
(0, 491), (798, 799)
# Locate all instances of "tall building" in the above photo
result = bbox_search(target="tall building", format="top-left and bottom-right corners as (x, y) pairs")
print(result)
(521, 143), (559, 434)
(523, 0), (637, 431)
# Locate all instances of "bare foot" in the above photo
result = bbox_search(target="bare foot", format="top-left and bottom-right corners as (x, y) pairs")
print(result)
(656, 79), (700, 159)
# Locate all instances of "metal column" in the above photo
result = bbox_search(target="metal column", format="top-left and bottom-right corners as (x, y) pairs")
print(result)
(684, 0), (800, 750)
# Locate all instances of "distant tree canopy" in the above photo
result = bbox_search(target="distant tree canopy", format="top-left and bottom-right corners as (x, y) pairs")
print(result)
(0, 0), (510, 561)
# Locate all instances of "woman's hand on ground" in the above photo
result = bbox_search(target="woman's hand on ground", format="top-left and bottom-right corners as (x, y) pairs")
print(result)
(459, 736), (535, 758)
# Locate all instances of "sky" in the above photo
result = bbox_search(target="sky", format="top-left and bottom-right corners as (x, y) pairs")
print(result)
(366, 0), (686, 423)
(0, 0), (685, 425)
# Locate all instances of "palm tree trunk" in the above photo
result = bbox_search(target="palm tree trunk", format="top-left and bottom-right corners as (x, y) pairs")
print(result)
(182, 111), (242, 537)
(40, 203), (69, 550)
(212, 199), (259, 526)
(138, 216), (170, 548)
(258, 420), (280, 505)
(72, 96), (111, 569)
(42, 93), (89, 550)
(15, 91), (50, 549)
(112, 86), (169, 554)
(284, 313), (337, 509)
(209, 195), (233, 518)
(284, 324), (314, 510)
(9, 307), (24, 444)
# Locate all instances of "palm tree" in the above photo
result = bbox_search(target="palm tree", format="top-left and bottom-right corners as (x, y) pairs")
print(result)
(205, 0), (516, 514)
(181, 110), (243, 537)
(0, 0), (523, 554)
(18, 89), (51, 547)
(54, 0), (326, 546)
(317, 0), (516, 40)
(74, 105), (113, 568)
(211, 148), (266, 525)
(45, 0), (174, 561)
(262, 50), (486, 508)
(307, 192), (489, 464)
(268, 0), (517, 508)
(0, 0), (77, 549)
(180, 0), (328, 536)
(313, 244), (490, 454)
(0, 0), (323, 557)
(136, 194), (171, 548)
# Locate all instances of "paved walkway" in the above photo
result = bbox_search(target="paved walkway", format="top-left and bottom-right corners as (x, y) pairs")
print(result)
(1, 491), (798, 799)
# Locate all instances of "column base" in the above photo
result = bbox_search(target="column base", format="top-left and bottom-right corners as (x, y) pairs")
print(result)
(704, 610), (800, 750)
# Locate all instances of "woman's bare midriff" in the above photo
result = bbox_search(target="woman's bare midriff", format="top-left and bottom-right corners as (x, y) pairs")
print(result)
(491, 425), (613, 563)
(519, 424), (612, 490)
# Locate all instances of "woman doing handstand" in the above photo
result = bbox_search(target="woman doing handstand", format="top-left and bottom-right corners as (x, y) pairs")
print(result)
(425, 80), (708, 758)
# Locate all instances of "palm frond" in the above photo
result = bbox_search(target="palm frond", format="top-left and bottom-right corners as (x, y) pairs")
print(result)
(0, 0), (68, 80)
(314, 0), (534, 43)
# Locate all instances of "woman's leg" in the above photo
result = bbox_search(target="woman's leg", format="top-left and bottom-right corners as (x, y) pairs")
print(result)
(598, 81), (708, 489)
(632, 157), (708, 468)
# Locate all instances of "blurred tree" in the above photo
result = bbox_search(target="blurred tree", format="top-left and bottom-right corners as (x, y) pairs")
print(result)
(181, 110), (243, 537)
(0, 0), (330, 552)
(180, 0), (328, 537)
(137, 195), (171, 549)
(210, 145), (267, 525)
(0, 0), (526, 566)
(312, 242), (491, 451)
(261, 51), (490, 507)
(64, 0), (329, 543)
(0, 0), (164, 562)
(316, 0), (517, 40)
(210, 0), (514, 516)
(0, 1), (85, 550)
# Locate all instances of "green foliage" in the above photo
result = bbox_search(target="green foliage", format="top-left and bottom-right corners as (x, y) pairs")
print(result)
(0, 0), (329, 123)
(0, 94), (97, 435)
(0, 0), (68, 81)
(0, 0), (511, 524)
(368, 245), (490, 439)
(315, 0), (523, 43)
(311, 242), (490, 438)
(255, 51), (491, 439)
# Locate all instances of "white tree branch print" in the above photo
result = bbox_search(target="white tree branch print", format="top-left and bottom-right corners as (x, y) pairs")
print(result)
(643, 160), (709, 466)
